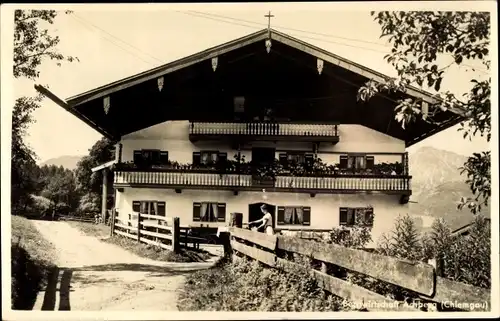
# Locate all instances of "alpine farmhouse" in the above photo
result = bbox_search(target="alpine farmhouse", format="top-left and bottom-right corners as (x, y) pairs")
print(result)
(36, 29), (464, 245)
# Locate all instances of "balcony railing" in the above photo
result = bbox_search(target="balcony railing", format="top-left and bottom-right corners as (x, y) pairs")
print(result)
(189, 121), (339, 142)
(114, 170), (411, 195)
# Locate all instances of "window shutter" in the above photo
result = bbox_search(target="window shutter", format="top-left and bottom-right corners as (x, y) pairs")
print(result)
(339, 155), (348, 169)
(277, 206), (285, 225)
(193, 152), (201, 166)
(218, 152), (228, 165)
(347, 209), (355, 226)
(193, 202), (201, 221)
(151, 150), (161, 164)
(133, 151), (142, 165)
(339, 208), (348, 225)
(217, 203), (226, 222)
(366, 156), (375, 169)
(132, 201), (141, 212)
(160, 151), (169, 165)
(302, 207), (311, 226)
(157, 202), (166, 216)
(279, 153), (287, 164)
(365, 208), (374, 226)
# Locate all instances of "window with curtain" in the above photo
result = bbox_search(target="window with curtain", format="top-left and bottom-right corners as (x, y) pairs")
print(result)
(133, 201), (166, 216)
(278, 206), (310, 225)
(200, 151), (219, 165)
(339, 207), (374, 227)
(340, 154), (375, 171)
(193, 202), (226, 222)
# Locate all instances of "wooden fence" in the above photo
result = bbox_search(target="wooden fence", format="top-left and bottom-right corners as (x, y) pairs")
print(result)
(225, 223), (491, 312)
(58, 215), (94, 223)
(111, 212), (206, 253)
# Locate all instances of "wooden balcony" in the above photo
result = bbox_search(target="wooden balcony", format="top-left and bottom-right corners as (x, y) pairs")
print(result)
(114, 170), (411, 199)
(189, 121), (339, 143)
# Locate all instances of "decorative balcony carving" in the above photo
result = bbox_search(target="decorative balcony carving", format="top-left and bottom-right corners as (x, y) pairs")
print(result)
(189, 121), (339, 143)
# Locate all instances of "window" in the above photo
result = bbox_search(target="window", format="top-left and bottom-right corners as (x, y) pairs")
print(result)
(339, 207), (373, 227)
(277, 206), (311, 226)
(133, 150), (168, 166)
(339, 154), (375, 170)
(132, 200), (166, 216)
(193, 202), (226, 222)
(193, 151), (228, 166)
(278, 152), (314, 165)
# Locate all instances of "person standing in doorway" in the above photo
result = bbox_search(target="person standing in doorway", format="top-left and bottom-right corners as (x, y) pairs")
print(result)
(249, 204), (274, 235)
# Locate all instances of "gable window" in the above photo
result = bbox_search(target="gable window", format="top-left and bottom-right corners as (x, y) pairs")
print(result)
(339, 207), (374, 227)
(193, 202), (226, 222)
(339, 154), (375, 170)
(277, 206), (311, 226)
(193, 151), (228, 166)
(132, 200), (166, 216)
(133, 150), (168, 167)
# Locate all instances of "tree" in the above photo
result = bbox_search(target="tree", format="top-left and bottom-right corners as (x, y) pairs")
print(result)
(75, 137), (116, 212)
(40, 166), (79, 215)
(358, 11), (491, 214)
(14, 9), (77, 79)
(11, 10), (77, 214)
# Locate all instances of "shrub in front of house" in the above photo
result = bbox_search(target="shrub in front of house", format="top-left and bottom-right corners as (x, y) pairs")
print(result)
(178, 256), (347, 311)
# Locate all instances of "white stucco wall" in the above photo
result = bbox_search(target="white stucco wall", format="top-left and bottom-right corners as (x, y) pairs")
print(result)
(114, 120), (409, 246)
(120, 120), (405, 165)
(115, 188), (407, 247)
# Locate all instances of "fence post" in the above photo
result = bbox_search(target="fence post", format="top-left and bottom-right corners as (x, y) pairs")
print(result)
(172, 217), (180, 253)
(110, 208), (116, 237)
(137, 212), (141, 243)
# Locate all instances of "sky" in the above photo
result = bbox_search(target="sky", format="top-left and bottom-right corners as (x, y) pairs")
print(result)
(4, 3), (494, 163)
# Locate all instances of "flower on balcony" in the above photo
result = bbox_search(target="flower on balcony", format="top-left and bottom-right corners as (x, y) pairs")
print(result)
(115, 154), (406, 179)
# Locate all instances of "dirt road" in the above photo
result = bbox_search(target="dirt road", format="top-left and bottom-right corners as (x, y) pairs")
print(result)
(31, 220), (217, 311)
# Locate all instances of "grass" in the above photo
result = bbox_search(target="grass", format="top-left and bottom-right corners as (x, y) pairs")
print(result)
(103, 234), (214, 263)
(11, 215), (57, 310)
(178, 256), (350, 311)
(65, 220), (110, 238)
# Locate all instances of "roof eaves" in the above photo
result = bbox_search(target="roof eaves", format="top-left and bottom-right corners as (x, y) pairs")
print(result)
(66, 29), (269, 106)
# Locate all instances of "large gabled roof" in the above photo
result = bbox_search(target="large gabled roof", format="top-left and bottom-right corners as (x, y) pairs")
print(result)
(36, 28), (464, 143)
(66, 28), (447, 107)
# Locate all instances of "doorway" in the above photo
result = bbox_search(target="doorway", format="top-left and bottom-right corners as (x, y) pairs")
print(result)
(251, 147), (276, 164)
(248, 202), (276, 229)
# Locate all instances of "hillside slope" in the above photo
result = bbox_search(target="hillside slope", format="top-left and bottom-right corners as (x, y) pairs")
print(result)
(408, 146), (490, 232)
(40, 155), (83, 170)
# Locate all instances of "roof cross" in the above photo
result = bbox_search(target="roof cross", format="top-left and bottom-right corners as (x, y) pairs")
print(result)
(265, 11), (274, 31)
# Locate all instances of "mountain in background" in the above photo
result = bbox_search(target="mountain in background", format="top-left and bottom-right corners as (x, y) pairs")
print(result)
(408, 146), (490, 233)
(40, 155), (83, 170)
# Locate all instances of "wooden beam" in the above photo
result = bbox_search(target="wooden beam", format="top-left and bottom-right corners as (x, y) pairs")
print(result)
(277, 236), (435, 296)
(270, 33), (440, 105)
(229, 227), (277, 250)
(101, 168), (108, 223)
(276, 258), (417, 312)
(34, 84), (117, 140)
(421, 277), (491, 312)
(231, 240), (277, 267)
(67, 31), (269, 106)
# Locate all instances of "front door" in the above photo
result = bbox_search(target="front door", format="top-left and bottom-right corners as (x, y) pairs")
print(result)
(248, 202), (276, 229)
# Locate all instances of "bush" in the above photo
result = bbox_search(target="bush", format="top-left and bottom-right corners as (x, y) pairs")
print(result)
(78, 193), (100, 214)
(430, 215), (491, 288)
(178, 256), (346, 311)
